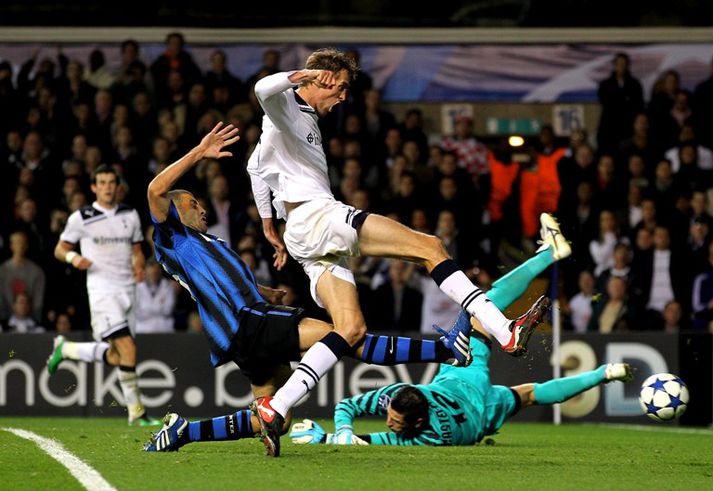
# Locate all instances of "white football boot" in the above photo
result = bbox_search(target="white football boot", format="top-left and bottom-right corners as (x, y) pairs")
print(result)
(604, 363), (633, 383)
(535, 213), (571, 261)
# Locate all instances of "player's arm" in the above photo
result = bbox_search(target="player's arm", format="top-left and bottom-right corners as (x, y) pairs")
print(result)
(55, 212), (92, 270)
(54, 240), (91, 270)
(132, 243), (145, 282)
(253, 70), (335, 131)
(148, 122), (239, 223)
(359, 431), (442, 446)
(249, 174), (287, 270)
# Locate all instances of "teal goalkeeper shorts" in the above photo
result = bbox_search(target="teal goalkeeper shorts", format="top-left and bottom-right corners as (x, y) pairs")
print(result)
(432, 336), (518, 437)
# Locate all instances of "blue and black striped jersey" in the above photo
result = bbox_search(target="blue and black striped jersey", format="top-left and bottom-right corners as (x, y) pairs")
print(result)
(151, 203), (264, 366)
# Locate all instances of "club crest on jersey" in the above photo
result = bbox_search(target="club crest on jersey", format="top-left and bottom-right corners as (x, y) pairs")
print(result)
(378, 394), (391, 411)
(306, 132), (321, 145)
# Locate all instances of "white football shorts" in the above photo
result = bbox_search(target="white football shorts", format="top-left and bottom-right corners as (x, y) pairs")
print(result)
(283, 199), (364, 307)
(88, 287), (136, 341)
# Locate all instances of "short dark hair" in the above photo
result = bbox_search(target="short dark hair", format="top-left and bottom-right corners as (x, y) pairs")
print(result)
(121, 39), (139, 52)
(305, 48), (358, 81)
(166, 32), (185, 46)
(91, 164), (118, 184)
(391, 386), (429, 438)
(166, 189), (193, 205)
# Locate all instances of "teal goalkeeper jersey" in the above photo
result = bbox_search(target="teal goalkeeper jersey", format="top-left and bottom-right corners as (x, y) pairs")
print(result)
(334, 381), (493, 446)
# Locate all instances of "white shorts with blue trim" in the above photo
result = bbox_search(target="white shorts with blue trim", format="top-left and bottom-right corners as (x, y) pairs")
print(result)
(283, 199), (362, 307)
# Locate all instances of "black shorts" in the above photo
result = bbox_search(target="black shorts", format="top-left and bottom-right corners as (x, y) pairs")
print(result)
(232, 302), (306, 386)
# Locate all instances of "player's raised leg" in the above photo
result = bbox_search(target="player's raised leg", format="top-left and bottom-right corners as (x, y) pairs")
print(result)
(357, 213), (542, 356)
(486, 213), (570, 310)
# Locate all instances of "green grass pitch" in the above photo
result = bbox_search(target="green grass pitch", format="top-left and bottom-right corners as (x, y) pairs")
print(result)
(1, 418), (712, 490)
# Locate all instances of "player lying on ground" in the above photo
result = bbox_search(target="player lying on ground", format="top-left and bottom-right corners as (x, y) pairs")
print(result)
(143, 214), (567, 452)
(142, 122), (548, 456)
(247, 48), (549, 453)
(291, 338), (631, 445)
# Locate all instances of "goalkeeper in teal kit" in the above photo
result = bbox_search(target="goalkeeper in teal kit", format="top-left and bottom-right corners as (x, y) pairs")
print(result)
(290, 215), (633, 446)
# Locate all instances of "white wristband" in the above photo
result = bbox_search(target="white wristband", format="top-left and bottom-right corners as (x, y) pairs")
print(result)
(65, 251), (79, 265)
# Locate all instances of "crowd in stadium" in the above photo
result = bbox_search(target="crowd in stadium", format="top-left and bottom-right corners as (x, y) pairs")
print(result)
(2, 33), (713, 336)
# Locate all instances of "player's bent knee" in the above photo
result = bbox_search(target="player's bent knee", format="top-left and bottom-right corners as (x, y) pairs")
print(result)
(335, 323), (367, 346)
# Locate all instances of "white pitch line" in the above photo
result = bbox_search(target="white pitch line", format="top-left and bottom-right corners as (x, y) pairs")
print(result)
(2, 427), (116, 491)
(590, 423), (713, 435)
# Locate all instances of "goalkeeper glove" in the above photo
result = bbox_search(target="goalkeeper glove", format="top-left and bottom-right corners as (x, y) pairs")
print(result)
(289, 419), (326, 444)
(325, 425), (369, 445)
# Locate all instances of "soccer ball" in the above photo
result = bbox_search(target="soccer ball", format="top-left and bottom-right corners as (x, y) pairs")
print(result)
(638, 373), (689, 421)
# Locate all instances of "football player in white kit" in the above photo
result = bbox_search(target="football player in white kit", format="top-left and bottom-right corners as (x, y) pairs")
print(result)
(46, 164), (159, 426)
(247, 48), (549, 450)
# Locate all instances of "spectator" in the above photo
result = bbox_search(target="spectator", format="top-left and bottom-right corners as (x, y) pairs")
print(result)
(54, 312), (72, 333)
(150, 32), (202, 96)
(370, 260), (422, 332)
(664, 125), (713, 173)
(692, 240), (713, 331)
(135, 260), (177, 334)
(693, 55), (713, 148)
(2, 292), (44, 333)
(205, 49), (245, 104)
(85, 49), (115, 90)
(660, 300), (685, 333)
(441, 115), (489, 184)
(246, 48), (281, 88)
(589, 210), (626, 277)
(630, 225), (689, 327)
(566, 270), (595, 333)
(597, 53), (644, 154)
(587, 276), (632, 333)
(595, 242), (632, 294)
(0, 231), (45, 321)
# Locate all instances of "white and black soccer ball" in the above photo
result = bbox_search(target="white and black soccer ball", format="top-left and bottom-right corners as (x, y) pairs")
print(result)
(638, 373), (689, 421)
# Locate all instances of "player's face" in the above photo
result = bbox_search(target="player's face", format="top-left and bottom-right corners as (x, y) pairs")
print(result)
(315, 69), (350, 117)
(386, 405), (409, 433)
(179, 194), (208, 233)
(91, 172), (118, 207)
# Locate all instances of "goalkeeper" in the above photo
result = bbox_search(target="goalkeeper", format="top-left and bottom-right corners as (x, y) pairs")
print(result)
(291, 315), (632, 446)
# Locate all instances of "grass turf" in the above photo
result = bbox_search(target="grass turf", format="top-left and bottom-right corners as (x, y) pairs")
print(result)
(1, 418), (712, 490)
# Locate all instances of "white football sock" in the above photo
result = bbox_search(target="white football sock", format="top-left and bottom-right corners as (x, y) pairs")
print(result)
(62, 341), (109, 363)
(118, 368), (145, 422)
(270, 342), (340, 418)
(439, 270), (512, 346)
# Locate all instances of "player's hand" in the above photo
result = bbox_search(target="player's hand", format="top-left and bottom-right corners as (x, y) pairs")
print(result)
(262, 219), (288, 271)
(290, 419), (326, 444)
(72, 255), (92, 270)
(305, 69), (338, 89)
(333, 424), (355, 445)
(263, 287), (287, 305)
(133, 266), (145, 283)
(199, 122), (240, 160)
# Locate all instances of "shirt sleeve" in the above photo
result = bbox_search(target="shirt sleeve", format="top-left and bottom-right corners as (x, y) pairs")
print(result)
(59, 211), (84, 244)
(363, 431), (442, 446)
(253, 71), (299, 132)
(333, 383), (406, 429)
(250, 174), (274, 219)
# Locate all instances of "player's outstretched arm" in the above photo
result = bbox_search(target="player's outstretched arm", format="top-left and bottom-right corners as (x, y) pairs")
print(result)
(147, 122), (239, 222)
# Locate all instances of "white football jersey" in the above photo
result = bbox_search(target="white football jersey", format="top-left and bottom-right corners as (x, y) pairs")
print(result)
(60, 202), (143, 292)
(247, 72), (335, 219)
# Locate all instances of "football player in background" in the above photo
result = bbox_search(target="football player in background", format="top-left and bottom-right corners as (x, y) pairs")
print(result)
(46, 164), (159, 426)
